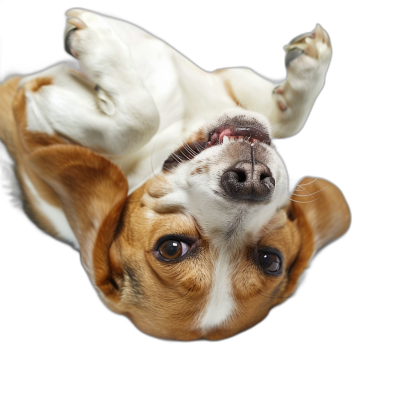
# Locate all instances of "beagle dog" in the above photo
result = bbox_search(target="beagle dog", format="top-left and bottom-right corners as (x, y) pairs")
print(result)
(0, 9), (350, 340)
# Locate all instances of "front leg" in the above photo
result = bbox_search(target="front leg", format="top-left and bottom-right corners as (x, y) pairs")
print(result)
(21, 9), (159, 157)
(216, 25), (332, 138)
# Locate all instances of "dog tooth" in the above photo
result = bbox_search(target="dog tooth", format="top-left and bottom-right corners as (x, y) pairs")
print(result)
(223, 135), (229, 144)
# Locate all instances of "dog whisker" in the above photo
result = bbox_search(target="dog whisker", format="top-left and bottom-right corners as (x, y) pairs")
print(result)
(289, 198), (320, 204)
(296, 184), (316, 199)
(171, 153), (183, 163)
(297, 178), (318, 187)
(291, 187), (326, 197)
(178, 148), (191, 160)
(291, 194), (316, 197)
(199, 193), (214, 207)
(182, 142), (199, 158)
(194, 141), (205, 150)
(260, 224), (274, 237)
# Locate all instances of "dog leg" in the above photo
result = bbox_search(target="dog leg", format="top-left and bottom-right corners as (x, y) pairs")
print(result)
(216, 25), (332, 138)
(20, 9), (160, 157)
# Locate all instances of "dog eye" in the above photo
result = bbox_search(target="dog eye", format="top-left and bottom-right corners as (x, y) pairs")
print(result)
(257, 249), (283, 275)
(158, 239), (190, 260)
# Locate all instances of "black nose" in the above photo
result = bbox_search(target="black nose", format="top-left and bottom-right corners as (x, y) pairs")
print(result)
(221, 161), (275, 202)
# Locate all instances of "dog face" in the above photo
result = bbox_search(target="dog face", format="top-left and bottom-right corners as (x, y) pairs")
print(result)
(161, 110), (288, 243)
(29, 109), (350, 341)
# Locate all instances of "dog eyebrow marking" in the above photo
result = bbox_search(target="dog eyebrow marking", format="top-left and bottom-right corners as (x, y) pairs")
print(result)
(198, 250), (235, 330)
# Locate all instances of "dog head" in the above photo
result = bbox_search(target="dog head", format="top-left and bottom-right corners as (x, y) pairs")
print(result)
(29, 110), (350, 340)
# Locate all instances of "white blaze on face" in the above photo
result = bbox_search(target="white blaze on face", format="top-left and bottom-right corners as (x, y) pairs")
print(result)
(198, 249), (236, 331)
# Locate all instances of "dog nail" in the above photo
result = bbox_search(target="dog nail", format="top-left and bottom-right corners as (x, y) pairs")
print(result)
(64, 28), (78, 58)
(285, 48), (305, 68)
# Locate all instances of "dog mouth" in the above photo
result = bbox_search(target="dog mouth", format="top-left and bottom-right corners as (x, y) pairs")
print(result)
(163, 122), (271, 171)
(206, 125), (271, 148)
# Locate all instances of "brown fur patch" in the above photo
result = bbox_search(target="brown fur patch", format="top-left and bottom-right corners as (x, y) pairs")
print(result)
(29, 145), (128, 263)
(191, 166), (204, 176)
(222, 79), (240, 106)
(203, 177), (350, 340)
(0, 77), (66, 238)
(27, 77), (53, 92)
(0, 78), (21, 158)
(94, 197), (128, 301)
(215, 69), (240, 106)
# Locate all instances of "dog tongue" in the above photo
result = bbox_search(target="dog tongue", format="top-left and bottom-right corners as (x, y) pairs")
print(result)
(219, 129), (232, 143)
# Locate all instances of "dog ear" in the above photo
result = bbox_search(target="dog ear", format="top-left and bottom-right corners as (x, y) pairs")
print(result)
(282, 177), (351, 298)
(28, 145), (128, 302)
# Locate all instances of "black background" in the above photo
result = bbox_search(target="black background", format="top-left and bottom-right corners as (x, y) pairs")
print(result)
(0, 1), (365, 374)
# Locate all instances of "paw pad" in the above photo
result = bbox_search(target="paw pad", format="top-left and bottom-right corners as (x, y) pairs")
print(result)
(273, 86), (287, 111)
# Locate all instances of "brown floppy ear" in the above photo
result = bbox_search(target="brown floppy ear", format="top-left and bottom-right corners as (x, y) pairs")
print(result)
(282, 177), (351, 298)
(28, 145), (128, 302)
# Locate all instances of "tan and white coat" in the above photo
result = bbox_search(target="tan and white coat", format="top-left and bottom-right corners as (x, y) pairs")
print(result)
(0, 9), (350, 340)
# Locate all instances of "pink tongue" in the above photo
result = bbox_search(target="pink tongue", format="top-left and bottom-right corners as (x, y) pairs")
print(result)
(219, 129), (233, 142)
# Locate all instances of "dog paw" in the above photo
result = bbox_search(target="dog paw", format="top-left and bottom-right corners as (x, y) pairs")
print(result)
(64, 9), (130, 81)
(273, 25), (332, 113)
(284, 24), (332, 74)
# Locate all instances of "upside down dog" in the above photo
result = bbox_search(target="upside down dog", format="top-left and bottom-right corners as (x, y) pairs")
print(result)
(0, 9), (350, 340)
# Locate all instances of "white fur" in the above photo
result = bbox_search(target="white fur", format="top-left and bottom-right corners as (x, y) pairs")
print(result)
(25, 92), (54, 135)
(199, 250), (235, 330)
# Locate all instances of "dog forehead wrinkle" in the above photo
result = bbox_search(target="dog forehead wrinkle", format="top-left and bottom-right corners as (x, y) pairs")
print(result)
(140, 181), (188, 213)
(144, 208), (157, 219)
(155, 190), (188, 213)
